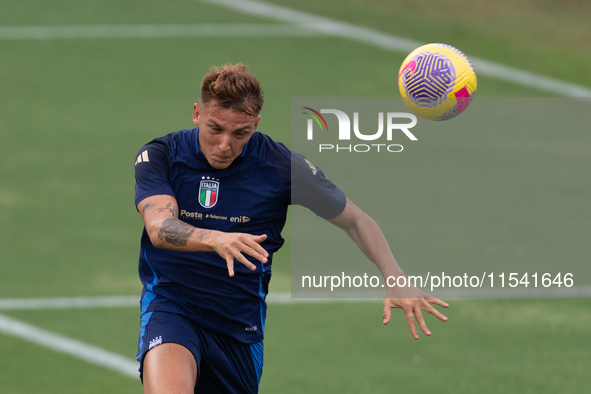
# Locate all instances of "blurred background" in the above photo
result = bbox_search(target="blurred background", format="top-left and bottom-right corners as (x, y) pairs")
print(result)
(1, 0), (590, 392)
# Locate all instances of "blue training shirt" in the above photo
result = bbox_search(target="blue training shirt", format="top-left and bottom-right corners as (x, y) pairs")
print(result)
(134, 128), (346, 343)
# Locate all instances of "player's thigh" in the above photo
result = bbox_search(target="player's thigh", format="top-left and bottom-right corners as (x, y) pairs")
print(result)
(143, 343), (197, 394)
(137, 311), (202, 393)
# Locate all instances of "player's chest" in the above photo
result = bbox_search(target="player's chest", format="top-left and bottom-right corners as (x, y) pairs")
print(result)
(169, 164), (285, 230)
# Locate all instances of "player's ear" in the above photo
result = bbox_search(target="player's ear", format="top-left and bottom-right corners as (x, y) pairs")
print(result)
(254, 114), (260, 130)
(193, 103), (201, 125)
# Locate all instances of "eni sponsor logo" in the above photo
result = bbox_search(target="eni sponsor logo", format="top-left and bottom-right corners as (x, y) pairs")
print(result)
(230, 216), (251, 223)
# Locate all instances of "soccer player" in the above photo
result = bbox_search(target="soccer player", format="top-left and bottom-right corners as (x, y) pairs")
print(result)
(134, 63), (448, 394)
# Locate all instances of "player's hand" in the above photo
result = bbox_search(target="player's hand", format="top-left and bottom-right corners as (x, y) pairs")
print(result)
(211, 232), (269, 277)
(382, 285), (448, 339)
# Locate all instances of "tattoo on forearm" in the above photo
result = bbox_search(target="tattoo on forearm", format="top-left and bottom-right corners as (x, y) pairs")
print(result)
(158, 218), (195, 247)
(155, 203), (178, 218)
(196, 229), (211, 242)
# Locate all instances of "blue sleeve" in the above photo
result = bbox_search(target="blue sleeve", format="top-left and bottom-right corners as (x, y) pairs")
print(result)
(290, 151), (346, 219)
(134, 141), (175, 207)
(269, 139), (346, 219)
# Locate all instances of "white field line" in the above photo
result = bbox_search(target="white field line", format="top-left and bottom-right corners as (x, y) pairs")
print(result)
(0, 295), (139, 310)
(0, 23), (322, 40)
(0, 313), (139, 378)
(202, 0), (591, 98)
(0, 2), (588, 96)
(1, 286), (590, 312)
(1, 4), (589, 98)
(0, 293), (368, 311)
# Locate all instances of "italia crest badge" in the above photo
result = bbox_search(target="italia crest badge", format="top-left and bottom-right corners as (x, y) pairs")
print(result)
(199, 177), (220, 208)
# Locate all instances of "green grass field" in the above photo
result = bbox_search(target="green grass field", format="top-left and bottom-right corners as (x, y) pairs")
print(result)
(1, 0), (590, 392)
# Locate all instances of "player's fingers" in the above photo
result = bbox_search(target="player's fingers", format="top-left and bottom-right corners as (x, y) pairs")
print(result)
(421, 300), (448, 322)
(251, 234), (268, 244)
(414, 304), (431, 337)
(248, 235), (268, 254)
(404, 308), (419, 339)
(226, 257), (235, 277)
(425, 297), (449, 308)
(242, 237), (269, 263)
(233, 251), (257, 271)
(382, 303), (392, 325)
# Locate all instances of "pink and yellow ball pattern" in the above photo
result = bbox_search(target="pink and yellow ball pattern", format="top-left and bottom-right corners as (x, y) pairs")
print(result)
(398, 43), (477, 121)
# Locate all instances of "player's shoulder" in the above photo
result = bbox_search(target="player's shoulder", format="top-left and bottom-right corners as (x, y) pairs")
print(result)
(247, 131), (318, 175)
(135, 128), (195, 161)
(248, 131), (291, 163)
(139, 129), (193, 151)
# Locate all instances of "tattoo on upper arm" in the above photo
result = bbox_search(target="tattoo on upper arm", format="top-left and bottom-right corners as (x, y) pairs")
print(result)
(142, 203), (152, 213)
(158, 218), (195, 247)
(155, 203), (178, 218)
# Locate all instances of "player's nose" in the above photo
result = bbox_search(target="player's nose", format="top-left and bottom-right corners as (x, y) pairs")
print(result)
(218, 134), (231, 152)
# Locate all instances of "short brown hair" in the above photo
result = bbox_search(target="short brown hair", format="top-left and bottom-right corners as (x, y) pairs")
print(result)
(200, 63), (264, 116)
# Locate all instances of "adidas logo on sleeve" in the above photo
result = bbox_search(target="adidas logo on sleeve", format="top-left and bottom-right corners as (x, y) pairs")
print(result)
(135, 150), (149, 165)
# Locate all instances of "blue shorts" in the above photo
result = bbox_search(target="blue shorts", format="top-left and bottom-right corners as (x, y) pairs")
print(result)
(137, 311), (264, 393)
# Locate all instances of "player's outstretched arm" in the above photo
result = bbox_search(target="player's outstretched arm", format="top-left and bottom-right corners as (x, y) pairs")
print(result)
(137, 194), (268, 276)
(328, 198), (448, 339)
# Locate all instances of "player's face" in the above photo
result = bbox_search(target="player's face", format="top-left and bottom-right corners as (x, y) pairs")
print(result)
(193, 101), (260, 170)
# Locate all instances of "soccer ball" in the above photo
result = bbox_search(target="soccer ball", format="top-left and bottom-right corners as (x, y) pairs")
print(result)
(398, 43), (477, 121)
